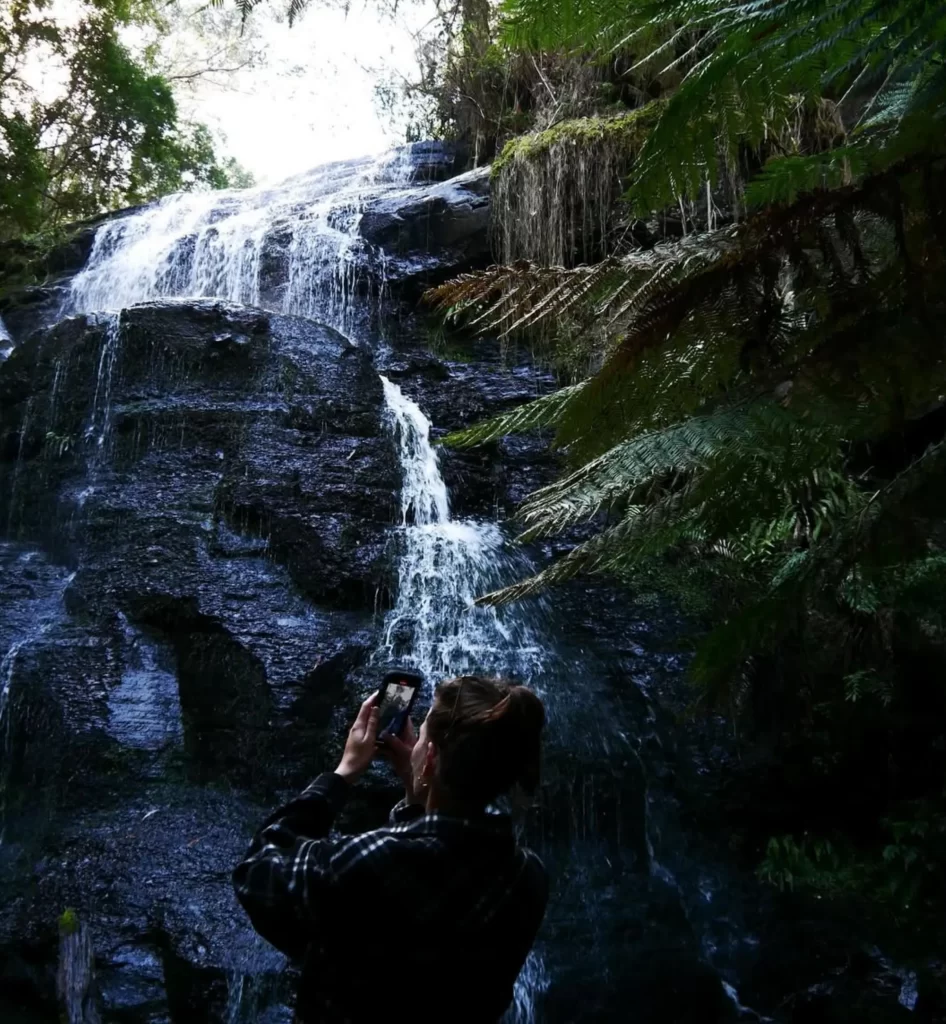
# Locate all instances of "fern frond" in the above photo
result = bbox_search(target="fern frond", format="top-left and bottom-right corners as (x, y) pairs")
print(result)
(287, 0), (312, 26)
(441, 381), (589, 448)
(463, 0), (946, 708)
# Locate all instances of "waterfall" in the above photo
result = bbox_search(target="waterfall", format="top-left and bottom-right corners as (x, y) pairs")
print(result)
(84, 311), (122, 452)
(67, 151), (415, 340)
(377, 377), (551, 1021)
(0, 314), (11, 360)
(377, 376), (545, 684)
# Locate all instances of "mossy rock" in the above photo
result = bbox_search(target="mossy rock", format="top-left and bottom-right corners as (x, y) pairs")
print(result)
(58, 908), (79, 936)
(491, 100), (665, 178)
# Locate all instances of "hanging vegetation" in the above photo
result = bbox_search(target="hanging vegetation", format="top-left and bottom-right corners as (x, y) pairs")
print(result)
(491, 103), (664, 264)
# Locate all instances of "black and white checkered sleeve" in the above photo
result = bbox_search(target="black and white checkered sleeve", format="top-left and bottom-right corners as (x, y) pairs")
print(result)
(232, 772), (351, 960)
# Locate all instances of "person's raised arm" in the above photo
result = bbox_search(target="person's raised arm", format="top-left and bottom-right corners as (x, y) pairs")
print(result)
(232, 695), (379, 958)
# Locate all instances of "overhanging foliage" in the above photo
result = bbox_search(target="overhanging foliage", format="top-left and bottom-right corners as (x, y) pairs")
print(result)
(430, 0), (946, 703)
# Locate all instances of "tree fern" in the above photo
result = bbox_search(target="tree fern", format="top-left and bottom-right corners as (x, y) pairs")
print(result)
(212, 1), (312, 25)
(443, 380), (589, 448)
(429, 0), (946, 710)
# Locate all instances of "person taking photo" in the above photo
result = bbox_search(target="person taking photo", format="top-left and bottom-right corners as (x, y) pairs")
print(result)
(233, 674), (549, 1023)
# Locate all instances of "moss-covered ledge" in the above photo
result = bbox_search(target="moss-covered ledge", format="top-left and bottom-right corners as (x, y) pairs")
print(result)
(492, 101), (664, 178)
(489, 101), (664, 266)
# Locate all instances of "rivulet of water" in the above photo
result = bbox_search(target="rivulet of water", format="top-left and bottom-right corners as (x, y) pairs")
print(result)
(57, 914), (101, 1024)
(0, 640), (27, 779)
(508, 952), (551, 1023)
(67, 150), (416, 341)
(85, 311), (122, 452)
(377, 376), (545, 684)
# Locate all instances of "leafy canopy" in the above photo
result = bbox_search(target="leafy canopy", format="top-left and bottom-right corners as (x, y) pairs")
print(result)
(432, 0), (946, 704)
(0, 0), (234, 238)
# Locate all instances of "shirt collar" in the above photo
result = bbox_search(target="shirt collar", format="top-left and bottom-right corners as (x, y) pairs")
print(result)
(392, 809), (513, 840)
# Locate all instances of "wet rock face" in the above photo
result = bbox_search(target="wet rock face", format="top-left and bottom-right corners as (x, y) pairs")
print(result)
(358, 167), (492, 292)
(0, 301), (401, 1022)
(0, 301), (398, 801)
(0, 297), (578, 1024)
(1, 301), (397, 610)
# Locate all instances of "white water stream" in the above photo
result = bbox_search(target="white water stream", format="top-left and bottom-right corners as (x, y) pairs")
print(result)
(376, 377), (550, 1022)
(63, 146), (546, 690)
(67, 150), (414, 341)
(0, 640), (28, 819)
(0, 314), (11, 360)
(377, 375), (545, 683)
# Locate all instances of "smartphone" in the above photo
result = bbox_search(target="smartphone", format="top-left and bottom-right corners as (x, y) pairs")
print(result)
(375, 670), (423, 741)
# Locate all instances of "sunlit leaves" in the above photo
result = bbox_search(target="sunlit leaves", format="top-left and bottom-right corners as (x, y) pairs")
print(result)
(0, 0), (232, 235)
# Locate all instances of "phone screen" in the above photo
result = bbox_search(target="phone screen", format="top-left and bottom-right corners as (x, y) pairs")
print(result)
(376, 674), (421, 740)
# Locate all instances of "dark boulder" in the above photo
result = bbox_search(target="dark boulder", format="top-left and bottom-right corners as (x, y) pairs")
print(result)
(359, 167), (492, 292)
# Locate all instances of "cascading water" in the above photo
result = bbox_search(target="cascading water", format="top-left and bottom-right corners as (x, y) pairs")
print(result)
(84, 311), (122, 452)
(373, 383), (774, 1021)
(57, 913), (100, 1024)
(0, 135), (790, 1023)
(54, 149), (557, 1019)
(377, 376), (545, 683)
(67, 151), (416, 341)
(0, 640), (27, 820)
(377, 377), (554, 1019)
(0, 314), (11, 359)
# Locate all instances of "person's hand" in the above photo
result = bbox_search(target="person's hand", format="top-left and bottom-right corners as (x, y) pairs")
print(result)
(380, 718), (423, 804)
(335, 694), (380, 783)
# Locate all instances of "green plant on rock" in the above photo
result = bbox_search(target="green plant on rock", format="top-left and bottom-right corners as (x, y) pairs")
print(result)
(45, 431), (76, 458)
(491, 103), (665, 264)
(758, 805), (946, 923)
(758, 835), (857, 894)
(881, 806), (946, 910)
(58, 908), (78, 936)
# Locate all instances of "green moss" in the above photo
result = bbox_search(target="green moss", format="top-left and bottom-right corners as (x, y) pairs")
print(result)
(0, 225), (72, 300)
(491, 100), (665, 178)
(58, 908), (79, 936)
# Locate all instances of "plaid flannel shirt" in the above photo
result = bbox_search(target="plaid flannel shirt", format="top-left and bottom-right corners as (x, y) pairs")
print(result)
(233, 772), (547, 1023)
